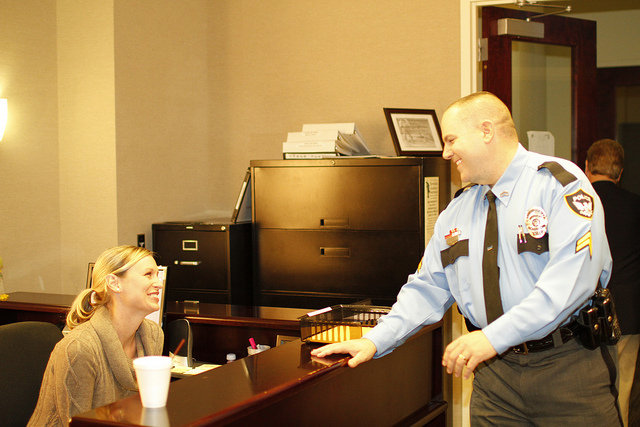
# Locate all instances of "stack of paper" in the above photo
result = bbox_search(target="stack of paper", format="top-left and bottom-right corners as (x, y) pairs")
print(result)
(282, 123), (370, 159)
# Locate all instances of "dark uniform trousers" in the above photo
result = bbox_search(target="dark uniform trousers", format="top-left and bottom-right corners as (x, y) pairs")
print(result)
(470, 338), (621, 426)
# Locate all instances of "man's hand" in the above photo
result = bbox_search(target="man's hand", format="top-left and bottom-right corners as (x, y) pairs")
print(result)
(310, 338), (377, 368)
(442, 330), (497, 379)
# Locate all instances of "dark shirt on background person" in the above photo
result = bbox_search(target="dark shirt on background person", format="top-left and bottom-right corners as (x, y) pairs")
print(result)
(590, 179), (640, 334)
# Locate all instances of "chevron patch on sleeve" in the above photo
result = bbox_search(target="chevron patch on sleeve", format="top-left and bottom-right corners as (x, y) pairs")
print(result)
(575, 230), (592, 258)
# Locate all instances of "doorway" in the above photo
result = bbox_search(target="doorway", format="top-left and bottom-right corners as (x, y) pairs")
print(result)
(597, 66), (640, 195)
(481, 6), (597, 166)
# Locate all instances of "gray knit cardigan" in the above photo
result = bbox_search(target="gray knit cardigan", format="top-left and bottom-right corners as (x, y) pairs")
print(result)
(27, 306), (163, 426)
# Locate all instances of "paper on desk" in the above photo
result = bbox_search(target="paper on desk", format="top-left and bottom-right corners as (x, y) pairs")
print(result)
(171, 364), (220, 376)
(189, 364), (220, 374)
(527, 131), (555, 156)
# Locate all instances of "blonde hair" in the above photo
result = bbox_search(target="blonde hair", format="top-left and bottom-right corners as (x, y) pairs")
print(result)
(66, 245), (154, 329)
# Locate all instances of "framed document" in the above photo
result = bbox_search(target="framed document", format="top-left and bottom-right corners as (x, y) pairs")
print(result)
(276, 335), (298, 346)
(383, 108), (443, 156)
(231, 168), (252, 223)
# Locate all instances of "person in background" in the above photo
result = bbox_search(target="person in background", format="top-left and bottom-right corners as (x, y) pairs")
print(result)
(28, 245), (164, 426)
(586, 138), (640, 427)
(313, 91), (621, 425)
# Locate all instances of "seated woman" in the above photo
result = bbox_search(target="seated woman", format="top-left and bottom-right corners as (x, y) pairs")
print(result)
(28, 245), (164, 426)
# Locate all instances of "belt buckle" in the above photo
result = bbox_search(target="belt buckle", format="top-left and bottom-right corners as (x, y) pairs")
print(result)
(513, 342), (529, 354)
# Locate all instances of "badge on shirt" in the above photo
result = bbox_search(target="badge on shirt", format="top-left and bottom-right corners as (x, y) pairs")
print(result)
(525, 207), (548, 239)
(445, 228), (461, 246)
(564, 189), (594, 219)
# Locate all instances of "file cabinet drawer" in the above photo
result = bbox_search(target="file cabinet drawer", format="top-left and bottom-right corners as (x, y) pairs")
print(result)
(255, 229), (422, 306)
(253, 164), (421, 231)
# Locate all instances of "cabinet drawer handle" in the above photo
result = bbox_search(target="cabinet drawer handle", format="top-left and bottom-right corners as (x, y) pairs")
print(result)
(320, 247), (350, 257)
(182, 240), (198, 251)
(320, 218), (348, 228)
(175, 260), (201, 266)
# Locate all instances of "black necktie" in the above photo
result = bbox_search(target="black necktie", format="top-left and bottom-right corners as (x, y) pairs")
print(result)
(483, 190), (503, 324)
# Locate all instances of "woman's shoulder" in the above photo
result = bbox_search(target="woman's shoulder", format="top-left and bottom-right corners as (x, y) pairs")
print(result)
(54, 322), (102, 362)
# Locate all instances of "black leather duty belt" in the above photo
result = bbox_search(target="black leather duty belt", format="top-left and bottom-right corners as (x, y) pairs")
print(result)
(463, 316), (580, 355)
(510, 321), (579, 354)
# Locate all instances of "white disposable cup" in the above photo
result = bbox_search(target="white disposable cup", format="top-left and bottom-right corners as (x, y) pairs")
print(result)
(247, 344), (270, 356)
(133, 356), (172, 408)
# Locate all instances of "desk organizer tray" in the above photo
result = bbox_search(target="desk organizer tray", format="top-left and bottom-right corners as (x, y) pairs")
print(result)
(299, 304), (390, 343)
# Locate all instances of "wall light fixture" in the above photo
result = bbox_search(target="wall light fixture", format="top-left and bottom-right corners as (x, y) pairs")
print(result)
(0, 99), (7, 141)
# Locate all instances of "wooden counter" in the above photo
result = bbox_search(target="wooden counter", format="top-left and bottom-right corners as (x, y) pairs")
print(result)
(0, 292), (75, 327)
(71, 323), (446, 426)
(164, 302), (311, 364)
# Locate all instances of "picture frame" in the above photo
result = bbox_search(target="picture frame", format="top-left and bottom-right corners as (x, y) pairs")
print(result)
(145, 266), (167, 326)
(85, 262), (95, 289)
(231, 167), (252, 224)
(276, 334), (299, 346)
(383, 108), (443, 156)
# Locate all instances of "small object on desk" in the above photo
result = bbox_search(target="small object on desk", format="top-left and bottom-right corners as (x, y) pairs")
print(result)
(171, 363), (221, 376)
(299, 304), (390, 343)
(248, 337), (257, 349)
(170, 338), (186, 361)
(183, 300), (199, 314)
(226, 353), (236, 363)
(133, 356), (173, 408)
(247, 344), (270, 356)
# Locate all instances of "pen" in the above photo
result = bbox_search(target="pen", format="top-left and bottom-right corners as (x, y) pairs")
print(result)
(171, 338), (186, 361)
(249, 337), (257, 349)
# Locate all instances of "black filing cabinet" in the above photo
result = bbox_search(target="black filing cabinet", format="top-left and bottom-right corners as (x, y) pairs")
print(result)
(250, 157), (450, 309)
(152, 222), (252, 305)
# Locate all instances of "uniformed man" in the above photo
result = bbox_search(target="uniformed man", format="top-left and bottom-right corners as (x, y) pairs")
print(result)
(312, 91), (621, 425)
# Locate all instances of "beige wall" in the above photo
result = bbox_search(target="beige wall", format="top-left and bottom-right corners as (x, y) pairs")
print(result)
(0, 1), (61, 293)
(114, 1), (217, 248)
(58, 0), (119, 294)
(0, 0), (460, 294)
(571, 8), (640, 68)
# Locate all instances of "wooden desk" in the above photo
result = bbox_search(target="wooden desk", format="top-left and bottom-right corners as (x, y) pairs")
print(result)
(0, 292), (75, 327)
(164, 302), (310, 364)
(0, 293), (312, 364)
(71, 323), (446, 427)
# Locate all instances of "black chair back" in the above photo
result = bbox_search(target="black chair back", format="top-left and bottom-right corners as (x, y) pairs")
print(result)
(0, 321), (63, 427)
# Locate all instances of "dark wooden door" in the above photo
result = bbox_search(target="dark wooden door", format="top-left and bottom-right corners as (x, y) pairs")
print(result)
(482, 6), (597, 168)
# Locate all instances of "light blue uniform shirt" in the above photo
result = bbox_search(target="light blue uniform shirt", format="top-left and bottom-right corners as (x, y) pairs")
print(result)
(366, 144), (612, 356)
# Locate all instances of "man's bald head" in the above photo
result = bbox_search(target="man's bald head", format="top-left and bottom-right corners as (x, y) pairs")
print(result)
(443, 91), (518, 143)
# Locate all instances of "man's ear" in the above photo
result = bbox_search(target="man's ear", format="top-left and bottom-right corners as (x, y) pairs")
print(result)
(615, 168), (623, 183)
(106, 274), (121, 293)
(480, 120), (494, 143)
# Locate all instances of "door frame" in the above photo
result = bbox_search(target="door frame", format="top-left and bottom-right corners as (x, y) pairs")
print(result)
(597, 66), (640, 139)
(481, 6), (597, 167)
(455, 3), (592, 426)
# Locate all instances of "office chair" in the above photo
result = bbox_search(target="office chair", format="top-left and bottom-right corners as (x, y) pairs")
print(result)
(166, 318), (193, 367)
(0, 321), (63, 427)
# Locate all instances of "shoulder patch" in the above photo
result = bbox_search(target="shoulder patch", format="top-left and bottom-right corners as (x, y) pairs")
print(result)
(537, 161), (577, 186)
(565, 189), (594, 219)
(454, 183), (478, 199)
